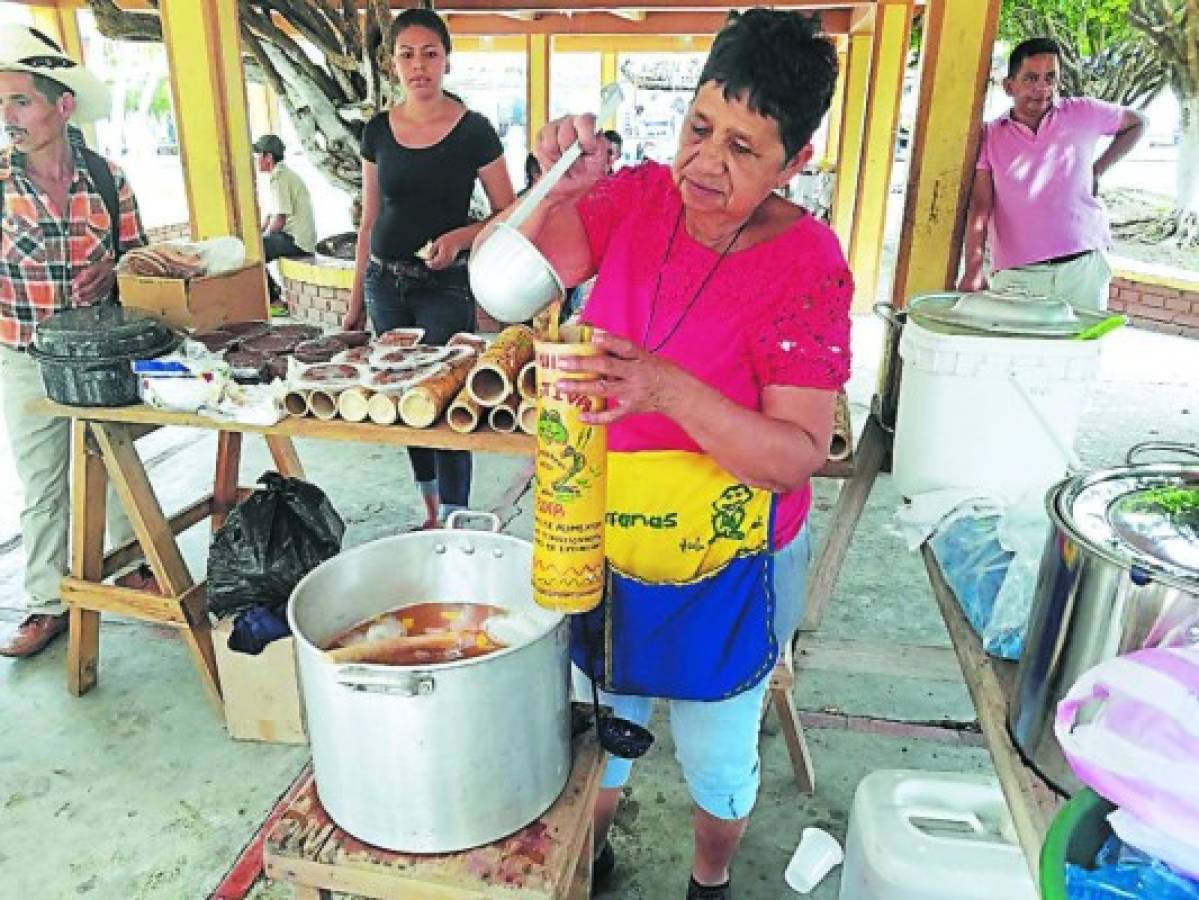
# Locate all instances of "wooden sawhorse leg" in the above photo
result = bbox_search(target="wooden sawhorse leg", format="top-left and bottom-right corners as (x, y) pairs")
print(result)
(67, 421), (105, 696)
(64, 422), (223, 713)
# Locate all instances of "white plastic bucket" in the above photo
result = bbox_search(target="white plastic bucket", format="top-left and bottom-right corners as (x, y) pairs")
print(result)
(893, 321), (1099, 501)
(839, 770), (1036, 900)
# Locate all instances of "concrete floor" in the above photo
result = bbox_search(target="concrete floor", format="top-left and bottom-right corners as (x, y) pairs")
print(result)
(1, 316), (1195, 899)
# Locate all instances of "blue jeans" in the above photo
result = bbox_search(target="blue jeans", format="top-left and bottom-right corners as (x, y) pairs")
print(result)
(364, 260), (476, 510)
(584, 524), (813, 819)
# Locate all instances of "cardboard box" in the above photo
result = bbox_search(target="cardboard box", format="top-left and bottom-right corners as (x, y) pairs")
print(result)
(119, 262), (269, 330)
(212, 616), (308, 745)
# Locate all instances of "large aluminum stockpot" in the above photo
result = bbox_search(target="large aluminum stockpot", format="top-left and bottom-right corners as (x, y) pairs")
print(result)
(1011, 443), (1199, 793)
(288, 513), (571, 853)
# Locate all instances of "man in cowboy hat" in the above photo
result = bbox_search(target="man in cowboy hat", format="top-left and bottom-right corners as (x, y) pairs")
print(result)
(0, 25), (148, 658)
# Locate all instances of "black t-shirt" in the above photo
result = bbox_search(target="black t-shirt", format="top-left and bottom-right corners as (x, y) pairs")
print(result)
(361, 109), (504, 261)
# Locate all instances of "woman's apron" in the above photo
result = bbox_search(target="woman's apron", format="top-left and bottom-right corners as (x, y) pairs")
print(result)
(570, 450), (778, 701)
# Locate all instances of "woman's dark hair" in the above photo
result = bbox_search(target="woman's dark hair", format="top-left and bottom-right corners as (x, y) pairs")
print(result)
(390, 8), (453, 54)
(524, 153), (542, 189)
(697, 8), (838, 161)
(1007, 37), (1060, 79)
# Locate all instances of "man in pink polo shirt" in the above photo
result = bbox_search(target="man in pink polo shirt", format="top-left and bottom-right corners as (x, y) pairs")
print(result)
(958, 38), (1146, 309)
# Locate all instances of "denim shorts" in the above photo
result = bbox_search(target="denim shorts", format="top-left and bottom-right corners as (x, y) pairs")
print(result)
(582, 524), (813, 820)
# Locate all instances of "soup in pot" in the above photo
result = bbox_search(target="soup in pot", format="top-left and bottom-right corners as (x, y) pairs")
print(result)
(326, 602), (510, 666)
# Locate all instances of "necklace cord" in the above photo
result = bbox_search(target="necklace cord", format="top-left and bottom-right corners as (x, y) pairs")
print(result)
(642, 207), (750, 353)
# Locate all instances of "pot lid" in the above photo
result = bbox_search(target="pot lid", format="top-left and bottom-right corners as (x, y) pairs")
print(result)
(908, 289), (1108, 337)
(34, 304), (175, 360)
(1057, 466), (1199, 586)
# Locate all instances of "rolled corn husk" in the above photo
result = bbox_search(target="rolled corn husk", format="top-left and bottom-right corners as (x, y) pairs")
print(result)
(283, 389), (311, 418)
(337, 386), (374, 423)
(828, 390), (852, 462)
(398, 354), (477, 429)
(366, 391), (400, 425)
(517, 360), (537, 402)
(307, 388), (340, 421)
(517, 399), (538, 436)
(446, 385), (482, 434)
(488, 395), (520, 433)
(466, 324), (535, 407)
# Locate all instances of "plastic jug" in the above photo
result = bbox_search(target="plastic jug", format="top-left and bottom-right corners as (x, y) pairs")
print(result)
(839, 770), (1037, 900)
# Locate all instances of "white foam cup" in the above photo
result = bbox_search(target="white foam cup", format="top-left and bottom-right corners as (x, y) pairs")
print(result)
(784, 826), (844, 893)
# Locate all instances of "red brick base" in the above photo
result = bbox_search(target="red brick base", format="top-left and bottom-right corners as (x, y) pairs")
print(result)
(282, 262), (350, 328)
(281, 259), (505, 334)
(1109, 276), (1199, 339)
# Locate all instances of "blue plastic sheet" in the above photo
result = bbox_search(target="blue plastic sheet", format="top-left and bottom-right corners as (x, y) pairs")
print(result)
(928, 515), (1023, 658)
(1067, 836), (1199, 899)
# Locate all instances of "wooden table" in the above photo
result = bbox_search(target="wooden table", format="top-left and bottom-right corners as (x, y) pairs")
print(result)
(37, 400), (534, 714)
(41, 395), (861, 746)
(263, 728), (604, 899)
(922, 546), (1062, 877)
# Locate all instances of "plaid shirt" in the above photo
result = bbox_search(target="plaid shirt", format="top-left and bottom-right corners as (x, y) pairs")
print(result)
(0, 145), (146, 349)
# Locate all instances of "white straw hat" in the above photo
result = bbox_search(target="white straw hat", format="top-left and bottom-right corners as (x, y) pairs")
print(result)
(0, 25), (110, 123)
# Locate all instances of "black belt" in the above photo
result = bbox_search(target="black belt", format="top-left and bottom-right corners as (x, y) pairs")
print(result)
(370, 254), (467, 277)
(1037, 250), (1092, 266)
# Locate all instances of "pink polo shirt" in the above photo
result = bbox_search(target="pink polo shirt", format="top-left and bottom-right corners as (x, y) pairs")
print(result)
(978, 97), (1125, 272)
(576, 162), (853, 548)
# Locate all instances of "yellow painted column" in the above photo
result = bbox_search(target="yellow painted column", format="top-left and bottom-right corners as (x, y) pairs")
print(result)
(820, 40), (849, 169)
(160, 0), (263, 263)
(891, 0), (1002, 307)
(601, 50), (619, 87)
(829, 33), (873, 246)
(30, 2), (98, 148)
(848, 0), (913, 309)
(527, 34), (550, 149)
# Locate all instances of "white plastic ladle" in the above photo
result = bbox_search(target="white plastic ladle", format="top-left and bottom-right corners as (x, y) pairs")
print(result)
(507, 83), (624, 231)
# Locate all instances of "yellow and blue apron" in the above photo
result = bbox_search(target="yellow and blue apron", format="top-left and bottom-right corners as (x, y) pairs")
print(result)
(570, 450), (778, 701)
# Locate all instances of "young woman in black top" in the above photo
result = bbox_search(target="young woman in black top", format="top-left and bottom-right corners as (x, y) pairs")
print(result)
(347, 9), (515, 529)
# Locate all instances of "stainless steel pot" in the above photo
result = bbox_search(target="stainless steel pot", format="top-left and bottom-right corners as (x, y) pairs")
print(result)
(1011, 442), (1199, 793)
(288, 512), (571, 852)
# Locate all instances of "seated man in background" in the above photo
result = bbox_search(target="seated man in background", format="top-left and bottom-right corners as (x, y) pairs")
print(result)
(254, 134), (316, 315)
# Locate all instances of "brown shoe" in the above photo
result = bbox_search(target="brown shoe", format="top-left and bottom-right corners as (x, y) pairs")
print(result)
(0, 613), (69, 658)
(115, 562), (160, 593)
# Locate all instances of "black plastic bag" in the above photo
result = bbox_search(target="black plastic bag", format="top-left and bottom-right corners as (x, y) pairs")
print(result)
(207, 472), (345, 617)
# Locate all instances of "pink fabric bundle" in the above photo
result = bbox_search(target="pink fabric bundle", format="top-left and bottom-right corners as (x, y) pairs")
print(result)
(1056, 647), (1199, 875)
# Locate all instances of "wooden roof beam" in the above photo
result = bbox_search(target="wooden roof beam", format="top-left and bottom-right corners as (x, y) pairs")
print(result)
(444, 9), (851, 33)
(436, 0), (853, 11)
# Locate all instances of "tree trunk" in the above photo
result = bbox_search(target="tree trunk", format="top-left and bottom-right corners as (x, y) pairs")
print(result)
(1171, 96), (1199, 245)
(86, 0), (381, 195)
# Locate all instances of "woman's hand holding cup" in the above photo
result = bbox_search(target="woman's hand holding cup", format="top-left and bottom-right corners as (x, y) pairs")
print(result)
(555, 331), (685, 425)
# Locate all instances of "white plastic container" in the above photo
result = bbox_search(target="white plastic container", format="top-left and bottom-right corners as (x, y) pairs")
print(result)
(893, 321), (1099, 501)
(839, 770), (1036, 900)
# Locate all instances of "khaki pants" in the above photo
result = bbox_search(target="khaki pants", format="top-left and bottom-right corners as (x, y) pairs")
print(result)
(0, 346), (134, 615)
(991, 250), (1113, 311)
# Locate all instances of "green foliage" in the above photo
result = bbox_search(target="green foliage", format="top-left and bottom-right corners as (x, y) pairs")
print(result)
(996, 0), (1164, 107)
(999, 0), (1135, 53)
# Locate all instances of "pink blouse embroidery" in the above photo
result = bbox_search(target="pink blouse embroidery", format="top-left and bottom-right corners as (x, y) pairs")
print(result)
(577, 161), (853, 546)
